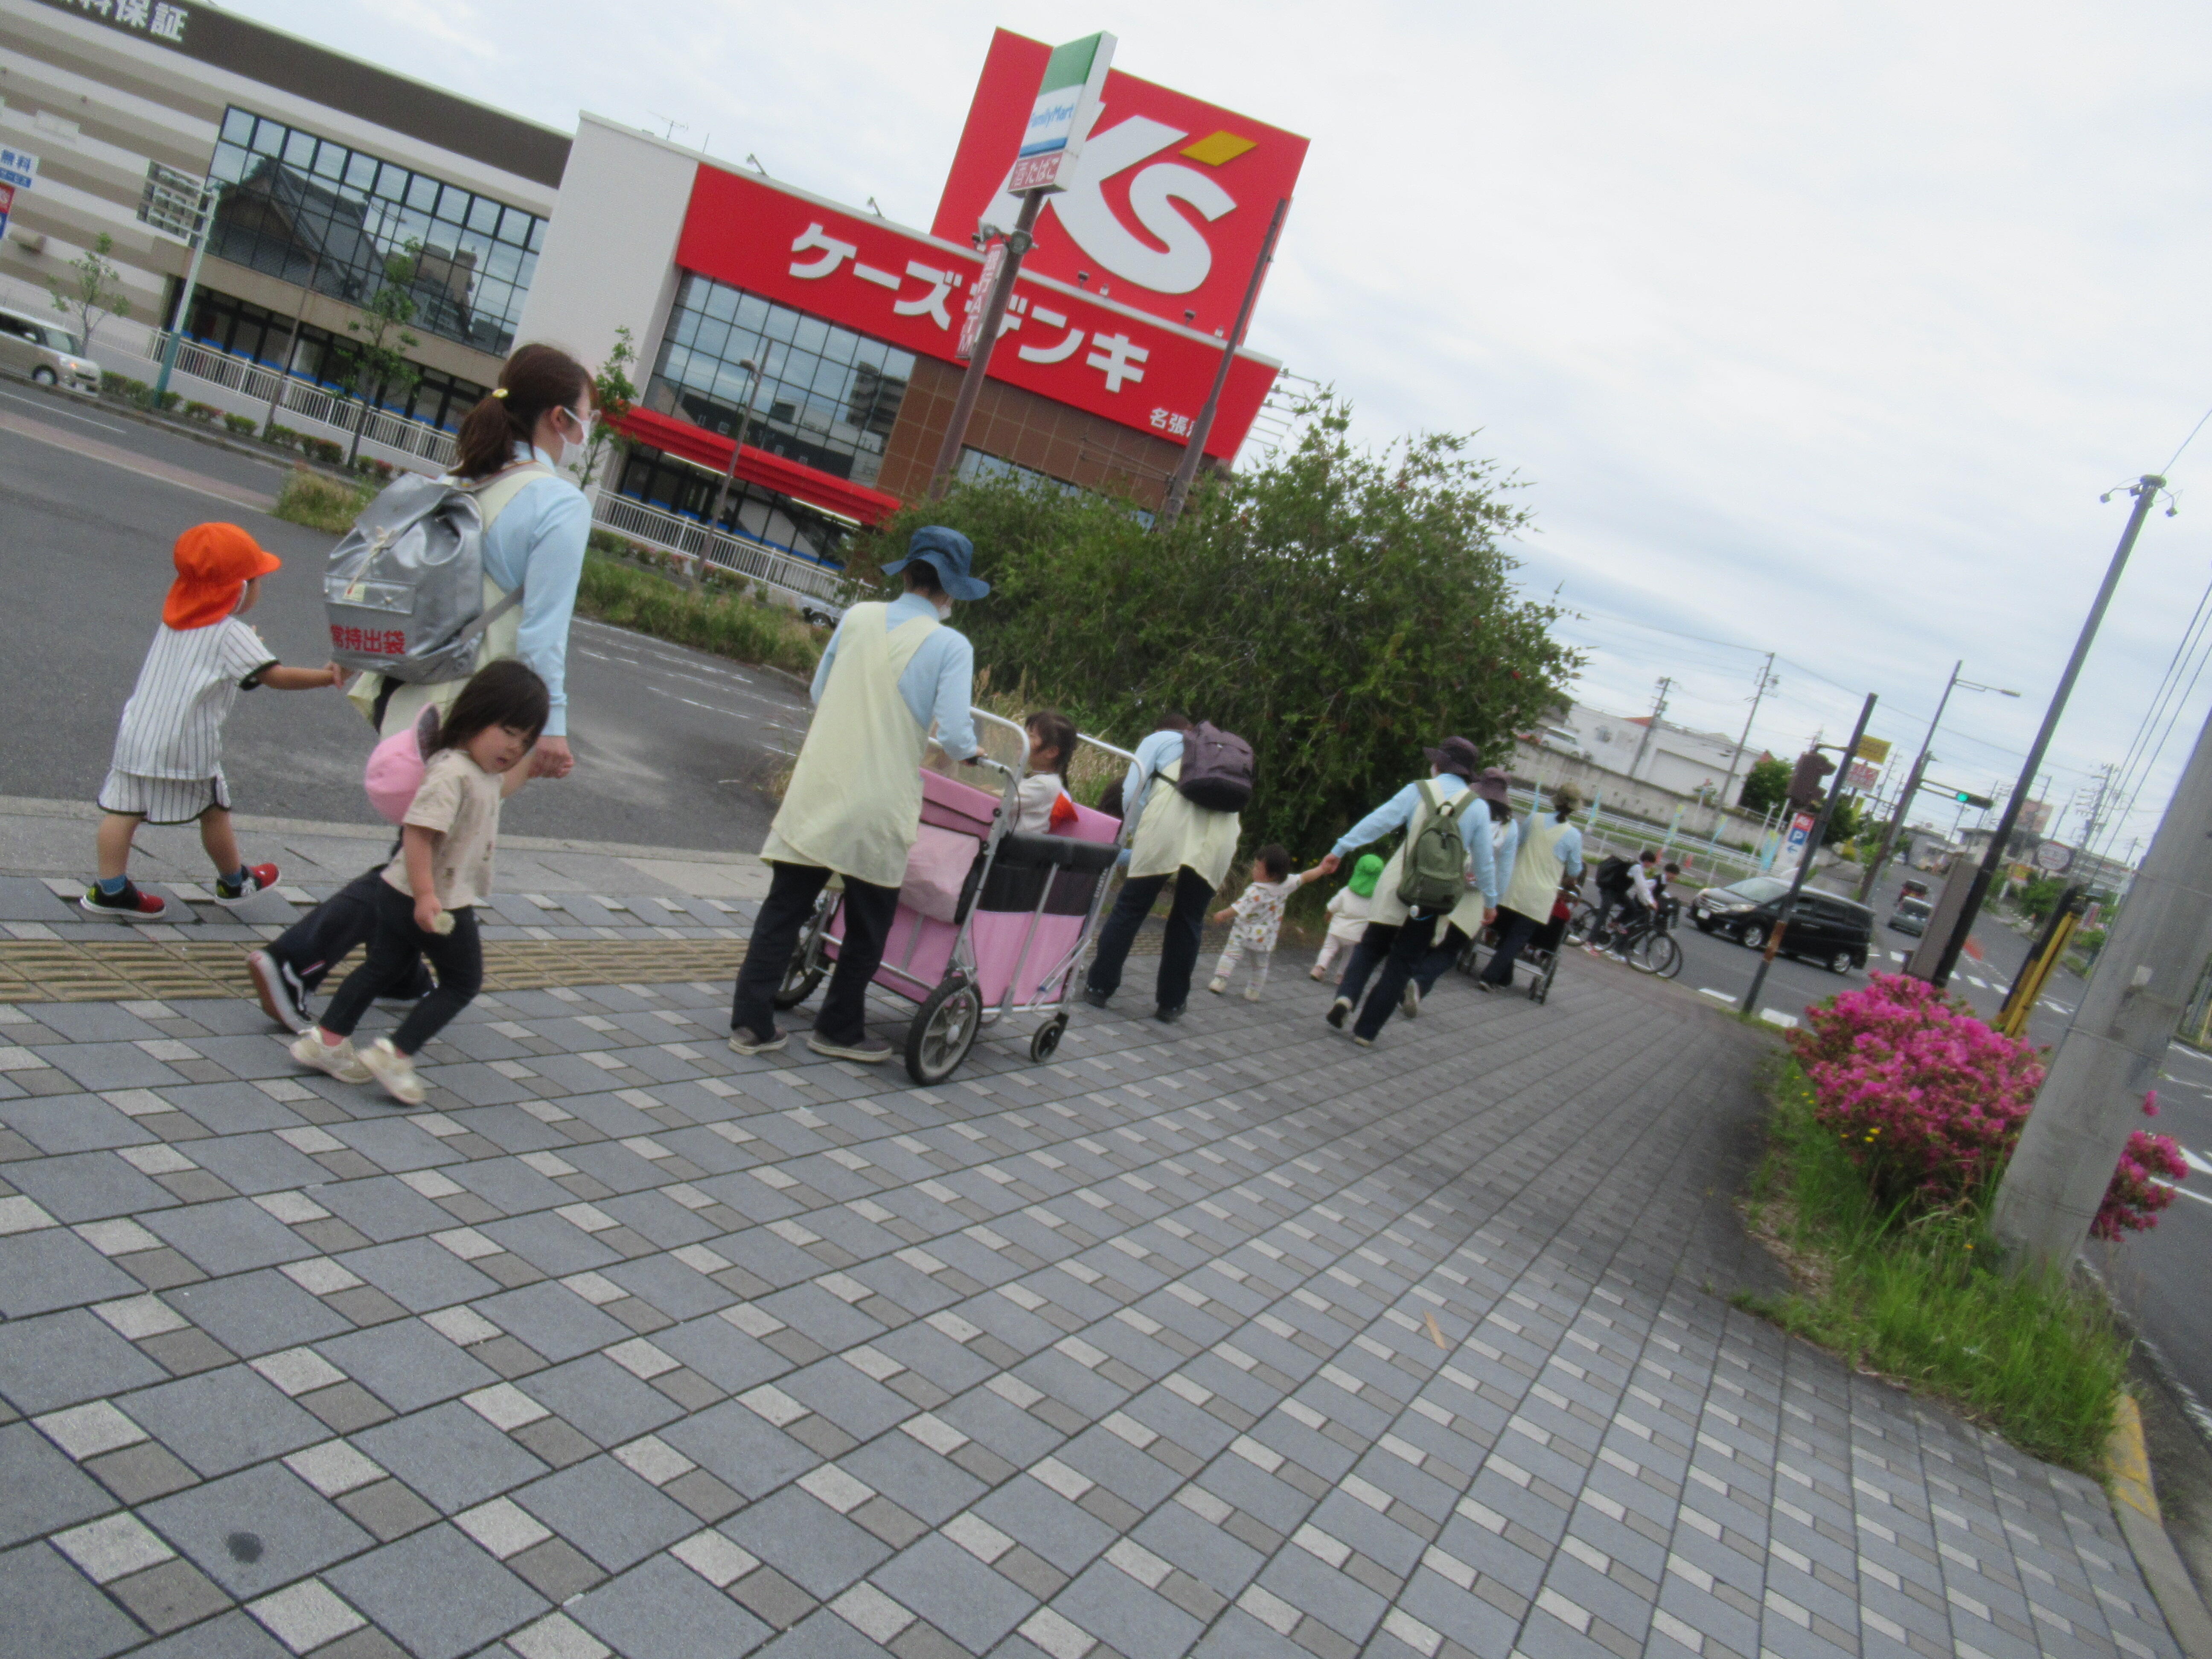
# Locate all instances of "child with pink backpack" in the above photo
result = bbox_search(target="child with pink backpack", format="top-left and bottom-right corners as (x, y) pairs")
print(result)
(290, 661), (546, 1106)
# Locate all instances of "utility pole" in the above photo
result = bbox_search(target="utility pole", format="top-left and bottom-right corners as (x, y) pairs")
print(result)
(1717, 653), (1777, 814)
(1924, 476), (2166, 988)
(1743, 693), (1877, 1018)
(1627, 678), (1673, 782)
(926, 192), (1042, 498)
(1861, 661), (2023, 902)
(1991, 696), (2212, 1270)
(1158, 197), (1289, 529)
(691, 357), (763, 583)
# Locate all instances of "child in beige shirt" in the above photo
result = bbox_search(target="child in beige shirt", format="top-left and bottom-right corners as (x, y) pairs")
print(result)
(292, 661), (546, 1106)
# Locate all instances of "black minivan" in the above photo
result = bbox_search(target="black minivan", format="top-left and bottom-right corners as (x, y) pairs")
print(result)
(1689, 876), (1873, 972)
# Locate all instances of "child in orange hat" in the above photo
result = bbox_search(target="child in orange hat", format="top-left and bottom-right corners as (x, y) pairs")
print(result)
(85, 523), (345, 921)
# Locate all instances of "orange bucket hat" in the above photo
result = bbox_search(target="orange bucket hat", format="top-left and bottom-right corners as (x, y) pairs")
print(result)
(164, 523), (282, 629)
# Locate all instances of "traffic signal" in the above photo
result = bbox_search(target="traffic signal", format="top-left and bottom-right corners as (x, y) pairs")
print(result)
(1787, 751), (1835, 809)
(1948, 790), (1993, 809)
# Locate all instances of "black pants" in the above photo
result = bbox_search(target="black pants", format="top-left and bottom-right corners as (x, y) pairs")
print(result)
(320, 883), (482, 1054)
(267, 866), (434, 999)
(1480, 907), (1545, 986)
(1332, 928), (1389, 1012)
(1353, 913), (1441, 1041)
(1086, 867), (1213, 1014)
(730, 862), (899, 1045)
(1413, 924), (1474, 997)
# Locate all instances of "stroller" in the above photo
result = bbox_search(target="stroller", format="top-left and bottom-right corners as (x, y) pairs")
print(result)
(773, 713), (1134, 1083)
(1459, 896), (1571, 1004)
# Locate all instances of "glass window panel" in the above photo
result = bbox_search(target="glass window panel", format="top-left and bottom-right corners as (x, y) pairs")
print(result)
(250, 119), (283, 157)
(701, 284), (737, 323)
(220, 108), (254, 145)
(282, 128), (316, 167)
(792, 315), (829, 358)
(372, 162), (405, 201)
(344, 152), (378, 192)
(733, 293), (770, 335)
(466, 195), (500, 234)
(311, 141), (345, 180)
(212, 142), (248, 183)
(763, 306), (798, 345)
(405, 174), (439, 211)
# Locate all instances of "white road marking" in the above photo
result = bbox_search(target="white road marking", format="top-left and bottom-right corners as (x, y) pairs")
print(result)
(2154, 1180), (2212, 1208)
(0, 387), (127, 433)
(1697, 988), (1737, 1004)
(2182, 1148), (2212, 1179)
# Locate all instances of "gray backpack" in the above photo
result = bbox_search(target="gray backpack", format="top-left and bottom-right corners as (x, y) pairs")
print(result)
(323, 464), (547, 684)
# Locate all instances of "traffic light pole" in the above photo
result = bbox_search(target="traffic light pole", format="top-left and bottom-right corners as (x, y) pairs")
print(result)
(1924, 476), (2164, 988)
(1858, 659), (1958, 903)
(1743, 693), (1877, 1020)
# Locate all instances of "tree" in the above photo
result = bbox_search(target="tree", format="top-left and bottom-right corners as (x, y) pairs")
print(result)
(48, 231), (130, 354)
(1822, 794), (1864, 849)
(341, 242), (422, 466)
(575, 325), (637, 493)
(1737, 756), (1790, 815)
(853, 395), (1582, 856)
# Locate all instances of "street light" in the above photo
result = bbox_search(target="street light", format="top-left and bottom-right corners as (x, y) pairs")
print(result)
(1857, 661), (2020, 902)
(692, 357), (763, 581)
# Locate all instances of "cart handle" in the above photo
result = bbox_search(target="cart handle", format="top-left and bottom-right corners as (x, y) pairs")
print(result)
(969, 707), (1137, 768)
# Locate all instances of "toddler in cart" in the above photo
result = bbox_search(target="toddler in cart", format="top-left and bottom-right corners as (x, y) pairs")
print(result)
(85, 523), (343, 922)
(1014, 709), (1081, 832)
(291, 661), (545, 1106)
(1208, 844), (1326, 1000)
(1310, 853), (1385, 981)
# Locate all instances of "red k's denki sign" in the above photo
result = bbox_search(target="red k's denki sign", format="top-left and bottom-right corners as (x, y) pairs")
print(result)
(933, 29), (1309, 340)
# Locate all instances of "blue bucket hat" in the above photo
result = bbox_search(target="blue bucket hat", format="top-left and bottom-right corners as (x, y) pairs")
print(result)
(882, 525), (990, 601)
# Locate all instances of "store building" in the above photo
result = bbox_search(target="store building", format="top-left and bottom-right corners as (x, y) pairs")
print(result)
(0, 0), (565, 453)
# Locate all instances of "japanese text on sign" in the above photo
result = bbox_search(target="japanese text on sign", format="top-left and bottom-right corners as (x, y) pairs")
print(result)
(0, 148), (38, 192)
(330, 625), (405, 657)
(58, 0), (187, 39)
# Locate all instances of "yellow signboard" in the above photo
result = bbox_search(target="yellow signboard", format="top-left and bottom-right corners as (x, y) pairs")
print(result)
(1854, 736), (1892, 764)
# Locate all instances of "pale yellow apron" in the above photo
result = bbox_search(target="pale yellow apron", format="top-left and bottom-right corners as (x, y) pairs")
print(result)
(348, 463), (551, 734)
(1502, 814), (1575, 920)
(760, 602), (937, 888)
(1127, 757), (1240, 890)
(1367, 780), (1479, 929)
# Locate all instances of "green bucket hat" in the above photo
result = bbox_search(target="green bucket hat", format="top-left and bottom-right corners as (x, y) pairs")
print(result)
(1348, 853), (1386, 898)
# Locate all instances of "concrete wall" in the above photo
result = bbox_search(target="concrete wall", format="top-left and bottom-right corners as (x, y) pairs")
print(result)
(1510, 738), (1773, 850)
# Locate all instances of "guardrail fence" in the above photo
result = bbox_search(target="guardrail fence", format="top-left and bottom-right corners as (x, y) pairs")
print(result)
(146, 333), (459, 468)
(589, 493), (852, 611)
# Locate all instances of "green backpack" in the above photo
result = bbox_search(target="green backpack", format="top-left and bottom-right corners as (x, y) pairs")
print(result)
(1397, 780), (1472, 913)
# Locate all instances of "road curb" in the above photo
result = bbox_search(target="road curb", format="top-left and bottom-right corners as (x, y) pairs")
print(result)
(2110, 1394), (2212, 1657)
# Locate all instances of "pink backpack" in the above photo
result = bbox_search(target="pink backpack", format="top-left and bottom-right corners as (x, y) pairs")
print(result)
(364, 704), (442, 824)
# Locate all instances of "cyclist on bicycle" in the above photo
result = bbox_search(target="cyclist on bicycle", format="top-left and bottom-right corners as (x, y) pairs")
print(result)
(1589, 849), (1659, 957)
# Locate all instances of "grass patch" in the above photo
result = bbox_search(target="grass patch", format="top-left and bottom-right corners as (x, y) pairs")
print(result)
(271, 466), (373, 533)
(575, 553), (824, 678)
(1740, 1059), (2128, 1471)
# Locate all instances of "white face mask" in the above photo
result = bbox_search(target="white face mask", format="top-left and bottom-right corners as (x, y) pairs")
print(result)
(934, 597), (954, 620)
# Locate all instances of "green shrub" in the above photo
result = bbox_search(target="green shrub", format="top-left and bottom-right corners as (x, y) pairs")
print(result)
(575, 553), (822, 678)
(1740, 1061), (2129, 1470)
(183, 401), (219, 422)
(223, 413), (257, 437)
(271, 466), (371, 533)
(305, 437), (344, 465)
(100, 371), (148, 401)
(264, 424), (300, 452)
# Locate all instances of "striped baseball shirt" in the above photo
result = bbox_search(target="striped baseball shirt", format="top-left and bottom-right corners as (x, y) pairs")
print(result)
(108, 618), (276, 779)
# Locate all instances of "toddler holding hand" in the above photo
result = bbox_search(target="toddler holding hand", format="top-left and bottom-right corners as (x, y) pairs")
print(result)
(1311, 853), (1386, 981)
(1208, 844), (1325, 1001)
(293, 661), (546, 1105)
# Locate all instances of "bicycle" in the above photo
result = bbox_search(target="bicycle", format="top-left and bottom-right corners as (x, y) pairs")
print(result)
(1591, 902), (1683, 979)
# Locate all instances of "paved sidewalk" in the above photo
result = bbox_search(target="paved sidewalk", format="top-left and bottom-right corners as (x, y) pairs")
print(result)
(0, 904), (2183, 1659)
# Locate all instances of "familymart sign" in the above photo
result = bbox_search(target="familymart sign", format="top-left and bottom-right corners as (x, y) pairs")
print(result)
(1007, 31), (1113, 193)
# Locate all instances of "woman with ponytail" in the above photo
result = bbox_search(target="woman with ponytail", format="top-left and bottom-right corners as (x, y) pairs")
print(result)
(250, 343), (597, 1033)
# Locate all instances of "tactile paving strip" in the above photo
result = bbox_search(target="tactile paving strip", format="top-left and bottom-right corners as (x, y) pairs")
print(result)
(0, 937), (746, 1002)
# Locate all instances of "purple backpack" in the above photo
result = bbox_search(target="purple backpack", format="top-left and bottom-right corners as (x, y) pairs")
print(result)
(1176, 722), (1255, 813)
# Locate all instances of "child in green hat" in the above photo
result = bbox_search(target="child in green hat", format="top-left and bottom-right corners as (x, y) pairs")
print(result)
(1310, 853), (1387, 983)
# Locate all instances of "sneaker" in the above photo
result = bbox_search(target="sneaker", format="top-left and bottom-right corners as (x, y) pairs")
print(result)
(807, 1031), (893, 1062)
(1402, 984), (1421, 1019)
(357, 1037), (426, 1106)
(1080, 985), (1112, 1008)
(1325, 997), (1351, 1030)
(291, 1027), (372, 1084)
(214, 863), (280, 908)
(1475, 980), (1497, 994)
(728, 1027), (787, 1056)
(1243, 985), (1262, 1002)
(81, 880), (169, 921)
(1154, 1004), (1185, 1024)
(1308, 966), (1327, 981)
(249, 950), (311, 1033)
(1207, 978), (1228, 995)
(1351, 1036), (1375, 1049)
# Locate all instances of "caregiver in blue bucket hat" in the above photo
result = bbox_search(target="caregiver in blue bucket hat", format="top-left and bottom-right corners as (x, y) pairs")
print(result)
(728, 527), (984, 1062)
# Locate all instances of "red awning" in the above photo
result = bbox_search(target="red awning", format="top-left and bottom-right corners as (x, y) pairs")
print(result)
(617, 407), (905, 527)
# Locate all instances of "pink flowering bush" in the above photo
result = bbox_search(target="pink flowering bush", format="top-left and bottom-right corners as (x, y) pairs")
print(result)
(1787, 973), (2182, 1237)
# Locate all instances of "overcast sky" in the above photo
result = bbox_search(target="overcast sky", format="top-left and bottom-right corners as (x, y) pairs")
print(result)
(235, 0), (2212, 857)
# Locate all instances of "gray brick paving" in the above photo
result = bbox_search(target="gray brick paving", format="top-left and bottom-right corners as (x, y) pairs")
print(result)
(0, 924), (2186, 1659)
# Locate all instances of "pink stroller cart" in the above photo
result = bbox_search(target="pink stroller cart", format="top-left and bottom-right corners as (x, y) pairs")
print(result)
(773, 715), (1134, 1083)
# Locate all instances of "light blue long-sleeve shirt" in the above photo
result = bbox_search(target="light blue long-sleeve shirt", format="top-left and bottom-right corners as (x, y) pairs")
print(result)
(810, 591), (977, 758)
(1118, 728), (1186, 831)
(1545, 820), (1586, 880)
(479, 442), (590, 738)
(1491, 816), (1521, 896)
(1333, 774), (1499, 905)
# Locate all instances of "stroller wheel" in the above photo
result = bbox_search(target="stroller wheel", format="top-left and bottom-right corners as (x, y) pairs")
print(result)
(906, 976), (982, 1085)
(773, 893), (833, 1009)
(1030, 1014), (1069, 1063)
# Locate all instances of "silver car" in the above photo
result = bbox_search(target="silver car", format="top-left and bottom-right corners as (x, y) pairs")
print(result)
(0, 306), (100, 393)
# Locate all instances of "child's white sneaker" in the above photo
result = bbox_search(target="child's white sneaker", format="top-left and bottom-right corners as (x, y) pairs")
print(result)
(1308, 966), (1326, 981)
(291, 1028), (370, 1084)
(1243, 985), (1262, 1002)
(358, 1038), (426, 1106)
(1207, 978), (1228, 995)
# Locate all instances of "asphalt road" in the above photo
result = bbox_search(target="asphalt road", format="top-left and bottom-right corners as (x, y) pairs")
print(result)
(0, 380), (805, 853)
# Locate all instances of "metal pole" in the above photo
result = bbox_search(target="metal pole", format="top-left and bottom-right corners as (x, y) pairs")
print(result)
(1991, 696), (2212, 1270)
(262, 247), (324, 436)
(1859, 660), (1959, 903)
(1158, 195), (1289, 529)
(1627, 678), (1672, 782)
(927, 191), (1043, 498)
(694, 358), (763, 580)
(152, 179), (218, 402)
(1743, 693), (1877, 1019)
(1717, 652), (1775, 813)
(1925, 476), (2164, 987)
